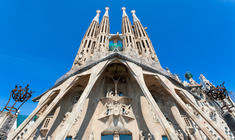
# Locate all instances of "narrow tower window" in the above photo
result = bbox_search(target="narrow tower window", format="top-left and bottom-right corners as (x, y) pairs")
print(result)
(91, 41), (96, 54)
(145, 40), (150, 48)
(87, 40), (91, 52)
(83, 40), (87, 49)
(129, 36), (132, 43)
(141, 40), (146, 52)
(87, 40), (91, 48)
(100, 36), (103, 43)
(103, 36), (106, 43)
(126, 36), (129, 44)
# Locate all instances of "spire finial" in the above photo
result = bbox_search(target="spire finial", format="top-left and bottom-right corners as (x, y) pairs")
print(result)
(93, 10), (101, 23)
(131, 10), (136, 14)
(122, 7), (128, 17)
(104, 7), (109, 17)
(131, 10), (139, 22)
(96, 10), (101, 14)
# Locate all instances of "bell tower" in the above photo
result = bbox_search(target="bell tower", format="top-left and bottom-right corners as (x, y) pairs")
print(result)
(121, 7), (138, 55)
(132, 10), (159, 62)
(95, 7), (110, 54)
(72, 10), (101, 68)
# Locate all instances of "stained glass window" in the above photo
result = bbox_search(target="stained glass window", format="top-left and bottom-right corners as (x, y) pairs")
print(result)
(109, 40), (123, 51)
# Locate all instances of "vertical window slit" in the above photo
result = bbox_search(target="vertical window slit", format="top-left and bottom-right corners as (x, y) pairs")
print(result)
(100, 36), (103, 43)
(141, 40), (146, 52)
(126, 36), (128, 44)
(83, 40), (87, 50)
(103, 36), (105, 43)
(87, 40), (91, 53)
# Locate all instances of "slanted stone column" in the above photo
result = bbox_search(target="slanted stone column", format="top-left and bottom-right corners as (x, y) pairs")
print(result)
(170, 104), (187, 134)
(126, 61), (179, 140)
(54, 60), (110, 140)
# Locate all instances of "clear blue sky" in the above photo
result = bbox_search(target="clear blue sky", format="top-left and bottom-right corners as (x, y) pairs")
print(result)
(0, 0), (234, 115)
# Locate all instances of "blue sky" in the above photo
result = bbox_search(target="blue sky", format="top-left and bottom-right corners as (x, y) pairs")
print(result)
(0, 0), (234, 115)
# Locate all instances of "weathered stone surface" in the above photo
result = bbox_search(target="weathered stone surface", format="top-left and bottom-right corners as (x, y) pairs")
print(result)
(223, 112), (235, 135)
(0, 112), (16, 140)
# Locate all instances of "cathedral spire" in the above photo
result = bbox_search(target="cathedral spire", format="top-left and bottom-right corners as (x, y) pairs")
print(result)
(103, 7), (109, 17)
(94, 7), (110, 53)
(121, 7), (137, 54)
(131, 10), (139, 22)
(131, 9), (159, 62)
(93, 10), (101, 23)
(72, 10), (100, 68)
(122, 7), (128, 17)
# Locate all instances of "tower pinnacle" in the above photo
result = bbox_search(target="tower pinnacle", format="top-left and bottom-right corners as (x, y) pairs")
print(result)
(131, 10), (139, 22)
(104, 7), (109, 17)
(122, 7), (128, 17)
(93, 10), (101, 23)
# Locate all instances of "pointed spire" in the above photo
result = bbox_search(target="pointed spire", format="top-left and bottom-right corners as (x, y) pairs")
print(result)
(104, 7), (109, 17)
(122, 7), (128, 17)
(131, 10), (139, 22)
(93, 10), (101, 23)
(199, 74), (214, 90)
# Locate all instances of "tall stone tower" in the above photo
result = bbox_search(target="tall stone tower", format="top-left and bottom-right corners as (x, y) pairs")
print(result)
(8, 7), (235, 140)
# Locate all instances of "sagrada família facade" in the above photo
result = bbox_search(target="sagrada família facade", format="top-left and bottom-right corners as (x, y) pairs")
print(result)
(1, 7), (235, 140)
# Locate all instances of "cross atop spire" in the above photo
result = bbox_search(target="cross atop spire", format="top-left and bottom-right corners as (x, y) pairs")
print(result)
(104, 7), (109, 17)
(122, 7), (128, 17)
(131, 10), (139, 22)
(93, 10), (101, 23)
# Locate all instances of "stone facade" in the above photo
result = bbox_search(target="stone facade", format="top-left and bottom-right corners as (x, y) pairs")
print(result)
(7, 7), (235, 140)
(0, 112), (17, 140)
